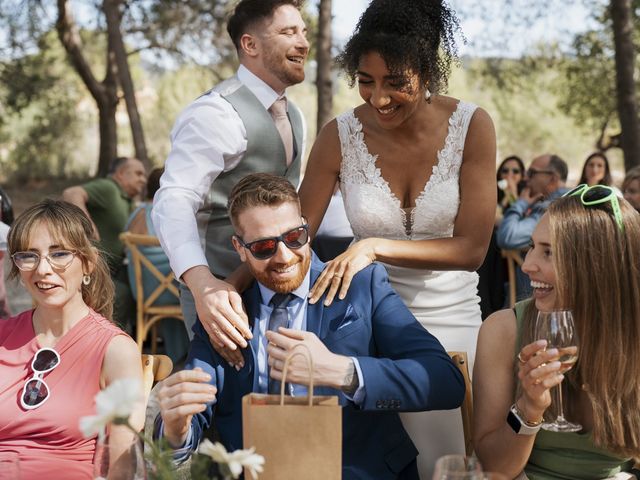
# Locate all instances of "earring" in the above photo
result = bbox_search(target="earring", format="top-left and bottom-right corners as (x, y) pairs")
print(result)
(82, 274), (91, 286)
(425, 89), (432, 104)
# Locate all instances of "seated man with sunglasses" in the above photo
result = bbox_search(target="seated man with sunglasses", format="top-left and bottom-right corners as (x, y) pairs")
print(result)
(496, 154), (569, 302)
(497, 154), (569, 251)
(155, 173), (465, 480)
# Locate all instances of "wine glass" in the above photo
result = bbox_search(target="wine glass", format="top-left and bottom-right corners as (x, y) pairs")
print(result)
(432, 455), (483, 479)
(0, 452), (21, 479)
(534, 310), (581, 432)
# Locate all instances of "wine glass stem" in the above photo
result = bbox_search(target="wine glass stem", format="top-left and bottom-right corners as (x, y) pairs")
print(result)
(555, 383), (567, 423)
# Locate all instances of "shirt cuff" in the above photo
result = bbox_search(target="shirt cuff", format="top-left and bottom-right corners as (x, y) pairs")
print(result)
(343, 357), (365, 405)
(158, 421), (195, 463)
(169, 241), (209, 281)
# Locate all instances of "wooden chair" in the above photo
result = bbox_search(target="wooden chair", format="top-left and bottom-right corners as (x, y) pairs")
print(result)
(449, 351), (474, 456)
(120, 232), (184, 351)
(141, 354), (173, 405)
(501, 249), (525, 308)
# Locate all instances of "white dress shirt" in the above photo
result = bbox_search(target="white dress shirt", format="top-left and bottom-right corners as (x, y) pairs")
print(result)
(151, 65), (307, 280)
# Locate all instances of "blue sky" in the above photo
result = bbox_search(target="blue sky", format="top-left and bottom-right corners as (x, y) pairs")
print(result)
(331, 1), (597, 57)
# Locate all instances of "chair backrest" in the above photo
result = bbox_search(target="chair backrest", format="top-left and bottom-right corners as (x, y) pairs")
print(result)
(501, 249), (525, 308)
(448, 351), (473, 456)
(141, 354), (173, 404)
(120, 232), (180, 308)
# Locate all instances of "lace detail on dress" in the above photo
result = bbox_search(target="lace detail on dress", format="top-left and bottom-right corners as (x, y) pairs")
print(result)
(337, 101), (477, 241)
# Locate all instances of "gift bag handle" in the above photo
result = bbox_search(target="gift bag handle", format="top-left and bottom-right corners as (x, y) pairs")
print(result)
(280, 343), (314, 406)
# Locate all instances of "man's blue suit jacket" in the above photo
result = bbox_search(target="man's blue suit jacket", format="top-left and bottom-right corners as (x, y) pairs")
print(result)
(175, 255), (464, 479)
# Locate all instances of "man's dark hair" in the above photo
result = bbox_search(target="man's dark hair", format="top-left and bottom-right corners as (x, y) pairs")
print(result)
(549, 154), (568, 182)
(227, 0), (303, 52)
(146, 167), (164, 201)
(108, 157), (133, 175)
(227, 173), (300, 230)
(336, 0), (462, 94)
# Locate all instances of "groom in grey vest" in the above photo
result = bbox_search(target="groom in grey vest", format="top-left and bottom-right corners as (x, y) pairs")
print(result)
(152, 0), (309, 360)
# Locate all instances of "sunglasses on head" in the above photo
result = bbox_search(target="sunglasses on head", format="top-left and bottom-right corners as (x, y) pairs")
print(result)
(500, 167), (522, 175)
(235, 224), (309, 260)
(21, 347), (60, 410)
(564, 184), (624, 232)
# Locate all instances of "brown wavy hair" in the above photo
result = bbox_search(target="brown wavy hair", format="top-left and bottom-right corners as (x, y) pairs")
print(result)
(518, 195), (640, 458)
(8, 199), (114, 319)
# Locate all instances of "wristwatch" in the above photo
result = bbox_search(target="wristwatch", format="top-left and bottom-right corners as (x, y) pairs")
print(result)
(507, 403), (542, 435)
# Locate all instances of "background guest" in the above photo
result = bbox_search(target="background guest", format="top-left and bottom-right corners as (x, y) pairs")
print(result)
(474, 190), (640, 478)
(577, 151), (613, 187)
(125, 167), (188, 363)
(478, 155), (525, 319)
(497, 154), (569, 303)
(62, 156), (147, 333)
(0, 200), (143, 479)
(497, 155), (526, 220)
(622, 166), (640, 213)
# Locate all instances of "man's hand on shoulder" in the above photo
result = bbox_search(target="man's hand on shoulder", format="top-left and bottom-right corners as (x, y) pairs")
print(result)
(183, 266), (251, 367)
(158, 368), (217, 448)
(266, 328), (355, 391)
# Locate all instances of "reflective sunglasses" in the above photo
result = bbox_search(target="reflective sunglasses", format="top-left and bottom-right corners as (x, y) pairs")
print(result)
(235, 224), (309, 260)
(11, 250), (77, 271)
(564, 184), (624, 232)
(21, 347), (60, 410)
(500, 167), (522, 175)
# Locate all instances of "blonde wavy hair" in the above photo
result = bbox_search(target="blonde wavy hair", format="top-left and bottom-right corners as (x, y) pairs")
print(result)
(8, 199), (114, 319)
(518, 194), (640, 458)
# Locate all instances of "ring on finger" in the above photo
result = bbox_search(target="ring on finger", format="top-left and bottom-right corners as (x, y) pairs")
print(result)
(517, 352), (526, 364)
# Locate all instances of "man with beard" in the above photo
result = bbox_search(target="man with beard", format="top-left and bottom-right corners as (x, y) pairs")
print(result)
(155, 174), (465, 479)
(152, 0), (309, 354)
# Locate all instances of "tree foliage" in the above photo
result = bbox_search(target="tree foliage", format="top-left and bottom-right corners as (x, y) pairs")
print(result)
(0, 30), (84, 181)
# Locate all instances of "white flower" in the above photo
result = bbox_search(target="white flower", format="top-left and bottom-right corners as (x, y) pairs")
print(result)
(79, 378), (142, 439)
(198, 439), (265, 479)
(497, 179), (508, 190)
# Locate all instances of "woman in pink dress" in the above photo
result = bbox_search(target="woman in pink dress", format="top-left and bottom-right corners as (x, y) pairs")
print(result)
(0, 200), (144, 479)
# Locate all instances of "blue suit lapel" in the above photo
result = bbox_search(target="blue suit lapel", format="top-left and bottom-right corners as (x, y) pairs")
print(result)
(305, 254), (326, 338)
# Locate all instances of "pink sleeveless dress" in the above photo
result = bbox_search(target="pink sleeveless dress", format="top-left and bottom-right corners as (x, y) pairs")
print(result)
(0, 309), (126, 479)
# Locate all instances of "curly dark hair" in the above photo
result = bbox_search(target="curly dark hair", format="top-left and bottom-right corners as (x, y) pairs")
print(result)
(336, 0), (462, 94)
(227, 0), (303, 52)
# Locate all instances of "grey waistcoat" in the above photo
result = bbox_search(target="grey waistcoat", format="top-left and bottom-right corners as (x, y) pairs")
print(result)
(181, 76), (304, 331)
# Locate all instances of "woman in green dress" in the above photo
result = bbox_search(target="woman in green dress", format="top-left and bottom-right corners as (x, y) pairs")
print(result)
(474, 186), (640, 479)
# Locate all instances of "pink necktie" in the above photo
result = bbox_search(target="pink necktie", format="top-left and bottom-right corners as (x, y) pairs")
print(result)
(269, 97), (294, 166)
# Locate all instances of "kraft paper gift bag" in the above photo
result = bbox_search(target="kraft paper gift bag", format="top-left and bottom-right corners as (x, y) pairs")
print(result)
(242, 345), (342, 480)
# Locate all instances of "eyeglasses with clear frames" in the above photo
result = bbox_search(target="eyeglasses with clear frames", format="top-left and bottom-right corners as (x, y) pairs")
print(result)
(11, 250), (77, 271)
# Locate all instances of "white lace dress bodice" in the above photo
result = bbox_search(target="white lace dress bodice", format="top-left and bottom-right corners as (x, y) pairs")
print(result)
(336, 101), (482, 479)
(338, 102), (476, 242)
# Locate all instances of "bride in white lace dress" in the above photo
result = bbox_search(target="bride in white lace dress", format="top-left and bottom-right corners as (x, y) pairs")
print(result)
(299, 1), (496, 477)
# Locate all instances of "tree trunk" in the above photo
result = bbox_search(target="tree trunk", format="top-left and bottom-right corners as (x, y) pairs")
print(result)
(97, 96), (119, 177)
(56, 0), (120, 177)
(316, 0), (333, 133)
(610, 0), (640, 171)
(103, 0), (150, 169)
